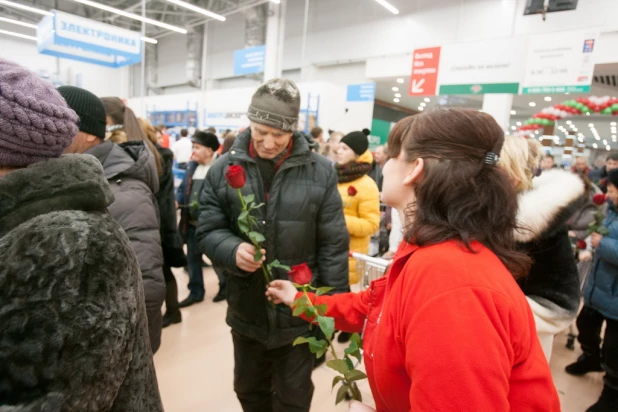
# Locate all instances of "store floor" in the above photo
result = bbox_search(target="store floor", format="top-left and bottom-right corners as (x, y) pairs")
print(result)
(155, 267), (604, 412)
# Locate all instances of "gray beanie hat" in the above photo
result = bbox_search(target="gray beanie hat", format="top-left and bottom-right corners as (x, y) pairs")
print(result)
(247, 78), (301, 132)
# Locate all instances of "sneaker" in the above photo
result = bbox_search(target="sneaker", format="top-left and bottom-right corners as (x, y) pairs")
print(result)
(565, 354), (604, 376)
(162, 310), (182, 328)
(586, 386), (618, 412)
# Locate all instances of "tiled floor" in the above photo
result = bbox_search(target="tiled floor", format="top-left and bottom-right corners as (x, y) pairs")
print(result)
(155, 267), (604, 411)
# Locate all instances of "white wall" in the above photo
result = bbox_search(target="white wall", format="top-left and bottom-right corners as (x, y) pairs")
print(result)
(0, 24), (130, 98)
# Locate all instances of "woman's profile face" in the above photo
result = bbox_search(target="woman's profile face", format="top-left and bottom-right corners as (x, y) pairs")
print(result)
(382, 151), (416, 210)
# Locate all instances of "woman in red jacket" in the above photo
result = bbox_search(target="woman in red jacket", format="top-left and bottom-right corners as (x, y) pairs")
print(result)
(267, 108), (560, 412)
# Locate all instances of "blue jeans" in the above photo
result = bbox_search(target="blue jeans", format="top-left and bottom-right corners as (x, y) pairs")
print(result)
(187, 225), (205, 300)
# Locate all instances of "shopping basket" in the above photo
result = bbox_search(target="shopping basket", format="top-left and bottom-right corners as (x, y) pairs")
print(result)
(350, 252), (391, 290)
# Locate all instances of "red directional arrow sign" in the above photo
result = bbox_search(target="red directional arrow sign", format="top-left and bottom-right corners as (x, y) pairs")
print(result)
(409, 46), (441, 96)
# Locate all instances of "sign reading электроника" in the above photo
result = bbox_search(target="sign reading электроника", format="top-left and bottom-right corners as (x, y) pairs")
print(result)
(37, 10), (142, 68)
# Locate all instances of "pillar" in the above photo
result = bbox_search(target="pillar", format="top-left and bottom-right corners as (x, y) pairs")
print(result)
(481, 94), (513, 131)
(263, 1), (286, 82)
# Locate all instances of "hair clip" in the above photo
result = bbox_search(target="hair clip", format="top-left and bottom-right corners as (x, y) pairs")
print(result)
(484, 152), (500, 165)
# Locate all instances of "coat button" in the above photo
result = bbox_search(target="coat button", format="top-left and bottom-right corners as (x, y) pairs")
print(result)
(262, 221), (266, 225)
(116, 179), (122, 185)
(231, 150), (236, 155)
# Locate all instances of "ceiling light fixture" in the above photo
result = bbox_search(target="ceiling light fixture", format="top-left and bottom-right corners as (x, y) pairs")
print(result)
(69, 0), (187, 33)
(141, 36), (158, 44)
(511, 126), (516, 130)
(0, 28), (36, 40)
(0, 0), (51, 15)
(544, 96), (552, 102)
(420, 102), (426, 107)
(510, 110), (516, 115)
(394, 98), (400, 103)
(593, 143), (598, 149)
(417, 107), (424, 111)
(529, 102), (536, 107)
(607, 145), (611, 151)
(516, 122), (522, 126)
(394, 93), (401, 98)
(589, 123), (594, 127)
(424, 97), (430, 103)
(374, 0), (399, 14)
(165, 0), (225, 21)
(270, 0), (281, 3)
(0, 16), (38, 29)
(392, 87), (399, 92)
(612, 122), (617, 126)
(604, 140), (608, 145)
(397, 78), (404, 84)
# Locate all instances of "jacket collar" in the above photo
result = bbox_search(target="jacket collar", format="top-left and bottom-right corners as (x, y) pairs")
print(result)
(0, 155), (114, 237)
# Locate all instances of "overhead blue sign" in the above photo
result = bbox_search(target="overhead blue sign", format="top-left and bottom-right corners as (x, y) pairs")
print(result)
(234, 45), (266, 76)
(346, 83), (376, 102)
(37, 10), (142, 68)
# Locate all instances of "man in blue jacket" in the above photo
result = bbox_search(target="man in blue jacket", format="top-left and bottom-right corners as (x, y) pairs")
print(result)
(566, 168), (618, 412)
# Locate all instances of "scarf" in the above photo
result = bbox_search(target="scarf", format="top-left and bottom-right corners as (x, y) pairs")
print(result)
(336, 161), (373, 184)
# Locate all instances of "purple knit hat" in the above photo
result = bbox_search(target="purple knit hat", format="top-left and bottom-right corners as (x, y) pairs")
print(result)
(0, 58), (78, 167)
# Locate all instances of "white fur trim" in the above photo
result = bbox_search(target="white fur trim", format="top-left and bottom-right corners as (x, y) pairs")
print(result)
(515, 169), (585, 243)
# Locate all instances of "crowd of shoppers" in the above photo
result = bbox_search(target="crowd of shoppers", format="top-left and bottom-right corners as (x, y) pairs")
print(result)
(1, 55), (616, 411)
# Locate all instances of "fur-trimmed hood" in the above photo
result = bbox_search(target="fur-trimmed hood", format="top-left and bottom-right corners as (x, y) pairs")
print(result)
(515, 169), (587, 243)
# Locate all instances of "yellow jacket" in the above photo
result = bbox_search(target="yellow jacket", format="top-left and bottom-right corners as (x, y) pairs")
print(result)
(337, 151), (381, 284)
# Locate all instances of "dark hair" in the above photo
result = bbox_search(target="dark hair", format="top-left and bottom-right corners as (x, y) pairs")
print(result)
(388, 108), (531, 279)
(180, 128), (188, 137)
(222, 135), (236, 154)
(101, 97), (163, 176)
(310, 127), (323, 139)
(206, 127), (217, 134)
(545, 154), (554, 160)
(607, 154), (618, 162)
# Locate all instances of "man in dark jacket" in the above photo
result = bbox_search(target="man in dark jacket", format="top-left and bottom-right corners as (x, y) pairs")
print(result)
(196, 78), (349, 412)
(58, 86), (166, 354)
(176, 131), (222, 306)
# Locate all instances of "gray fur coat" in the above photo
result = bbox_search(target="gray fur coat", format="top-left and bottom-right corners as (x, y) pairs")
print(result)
(0, 155), (163, 411)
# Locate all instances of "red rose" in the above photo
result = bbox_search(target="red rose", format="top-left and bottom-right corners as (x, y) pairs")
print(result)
(577, 240), (587, 250)
(347, 186), (358, 197)
(593, 193), (606, 206)
(288, 263), (312, 285)
(225, 165), (246, 189)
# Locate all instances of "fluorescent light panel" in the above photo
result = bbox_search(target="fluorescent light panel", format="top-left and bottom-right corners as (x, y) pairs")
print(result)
(0, 16), (37, 28)
(0, 0), (51, 15)
(374, 0), (399, 14)
(141, 36), (158, 44)
(69, 0), (187, 34)
(0, 28), (36, 40)
(270, 0), (281, 3)
(165, 0), (225, 21)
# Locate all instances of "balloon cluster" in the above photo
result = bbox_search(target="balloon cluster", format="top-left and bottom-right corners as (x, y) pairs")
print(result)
(515, 96), (618, 137)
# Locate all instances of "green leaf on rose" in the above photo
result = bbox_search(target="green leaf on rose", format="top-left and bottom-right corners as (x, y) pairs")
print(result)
(335, 384), (349, 405)
(317, 315), (335, 341)
(316, 286), (334, 296)
(249, 231), (265, 244)
(268, 260), (291, 272)
(243, 194), (255, 204)
(292, 295), (309, 316)
(254, 249), (263, 262)
(345, 355), (355, 371)
(344, 369), (367, 383)
(332, 376), (345, 389)
(292, 336), (328, 357)
(327, 359), (352, 375)
(252, 203), (265, 210)
(599, 226), (610, 236)
(304, 305), (317, 319)
(238, 220), (250, 233)
(315, 303), (328, 316)
(345, 336), (363, 363)
(239, 210), (249, 221)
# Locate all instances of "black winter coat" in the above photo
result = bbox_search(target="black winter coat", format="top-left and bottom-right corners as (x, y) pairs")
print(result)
(0, 155), (162, 411)
(156, 145), (186, 268)
(196, 130), (349, 348)
(515, 169), (587, 316)
(86, 141), (166, 353)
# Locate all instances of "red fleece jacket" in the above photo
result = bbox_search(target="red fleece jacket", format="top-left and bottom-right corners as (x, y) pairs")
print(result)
(299, 241), (560, 412)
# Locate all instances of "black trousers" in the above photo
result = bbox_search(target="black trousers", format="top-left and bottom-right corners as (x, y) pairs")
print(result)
(577, 305), (618, 389)
(232, 331), (315, 412)
(163, 264), (179, 314)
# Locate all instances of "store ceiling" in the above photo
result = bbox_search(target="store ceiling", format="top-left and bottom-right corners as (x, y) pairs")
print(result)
(0, 0), (265, 37)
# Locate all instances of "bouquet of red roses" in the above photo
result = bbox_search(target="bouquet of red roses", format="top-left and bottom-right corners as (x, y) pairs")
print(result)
(587, 193), (609, 236)
(288, 264), (367, 405)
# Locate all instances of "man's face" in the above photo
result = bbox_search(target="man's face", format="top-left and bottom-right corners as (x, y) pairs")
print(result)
(607, 159), (618, 172)
(64, 131), (100, 154)
(541, 156), (554, 170)
(374, 147), (388, 165)
(575, 157), (588, 172)
(250, 122), (293, 160)
(607, 183), (618, 205)
(192, 143), (213, 165)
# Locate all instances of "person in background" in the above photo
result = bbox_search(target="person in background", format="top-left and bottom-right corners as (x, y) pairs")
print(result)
(173, 128), (192, 170)
(62, 93), (166, 353)
(267, 109), (560, 412)
(568, 173), (603, 242)
(598, 154), (618, 193)
(176, 132), (223, 306)
(206, 126), (217, 135)
(0, 60), (162, 411)
(157, 124), (170, 148)
(499, 135), (585, 360)
(221, 131), (237, 155)
(196, 78), (349, 412)
(323, 130), (344, 163)
(310, 126), (327, 153)
(374, 145), (388, 169)
(573, 156), (591, 175)
(335, 131), (381, 343)
(382, 207), (403, 259)
(565, 168), (618, 412)
(139, 118), (188, 327)
(541, 153), (557, 171)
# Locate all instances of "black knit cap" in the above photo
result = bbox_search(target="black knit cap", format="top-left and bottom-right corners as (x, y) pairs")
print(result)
(608, 168), (618, 188)
(57, 86), (106, 139)
(192, 131), (220, 152)
(340, 131), (369, 156)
